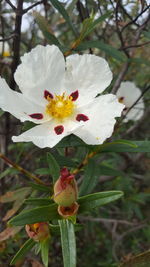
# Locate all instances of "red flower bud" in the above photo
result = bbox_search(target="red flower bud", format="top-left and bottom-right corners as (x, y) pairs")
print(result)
(53, 168), (78, 207)
(25, 222), (49, 242)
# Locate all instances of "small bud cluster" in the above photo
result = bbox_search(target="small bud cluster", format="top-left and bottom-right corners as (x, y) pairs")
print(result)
(25, 222), (50, 242)
(53, 168), (79, 218)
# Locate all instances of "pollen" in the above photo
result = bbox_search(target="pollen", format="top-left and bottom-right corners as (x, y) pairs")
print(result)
(2, 51), (10, 57)
(45, 93), (75, 121)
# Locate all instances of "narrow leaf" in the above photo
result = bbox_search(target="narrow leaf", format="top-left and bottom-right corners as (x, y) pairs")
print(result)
(82, 12), (111, 38)
(49, 0), (77, 36)
(79, 159), (101, 196)
(9, 204), (59, 226)
(59, 219), (76, 267)
(41, 238), (50, 267)
(78, 191), (123, 213)
(76, 40), (127, 62)
(34, 12), (61, 47)
(29, 182), (50, 192)
(119, 250), (150, 267)
(10, 239), (35, 265)
(24, 198), (53, 206)
(47, 152), (60, 183)
(100, 140), (150, 153)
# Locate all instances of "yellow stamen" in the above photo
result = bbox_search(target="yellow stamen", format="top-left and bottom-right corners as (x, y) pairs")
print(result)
(45, 93), (75, 121)
(2, 51), (10, 57)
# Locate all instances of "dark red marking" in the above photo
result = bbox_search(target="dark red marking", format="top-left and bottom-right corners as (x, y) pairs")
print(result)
(70, 90), (79, 101)
(44, 90), (53, 99)
(60, 167), (74, 189)
(76, 114), (89, 122)
(29, 113), (43, 119)
(61, 168), (70, 179)
(54, 125), (64, 135)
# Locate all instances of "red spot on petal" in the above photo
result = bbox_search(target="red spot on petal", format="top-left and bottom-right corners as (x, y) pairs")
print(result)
(44, 90), (53, 99)
(29, 113), (43, 119)
(76, 114), (89, 122)
(54, 125), (64, 135)
(70, 90), (79, 101)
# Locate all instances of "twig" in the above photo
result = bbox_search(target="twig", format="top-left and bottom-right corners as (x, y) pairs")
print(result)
(123, 106), (150, 136)
(111, 62), (130, 94)
(23, 1), (44, 14)
(112, 11), (150, 94)
(0, 34), (17, 42)
(112, 223), (147, 261)
(5, 0), (16, 10)
(121, 5), (150, 32)
(120, 40), (150, 50)
(79, 216), (138, 226)
(9, 0), (24, 89)
(0, 152), (45, 185)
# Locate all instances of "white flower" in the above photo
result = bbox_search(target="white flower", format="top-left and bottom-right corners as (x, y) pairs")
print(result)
(0, 45), (124, 148)
(0, 40), (10, 57)
(117, 81), (144, 122)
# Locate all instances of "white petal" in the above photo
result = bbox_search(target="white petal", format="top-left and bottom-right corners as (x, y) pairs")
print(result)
(63, 54), (112, 106)
(12, 119), (82, 148)
(0, 77), (48, 123)
(14, 45), (65, 106)
(123, 100), (144, 122)
(74, 94), (124, 145)
(116, 81), (142, 107)
(0, 41), (10, 56)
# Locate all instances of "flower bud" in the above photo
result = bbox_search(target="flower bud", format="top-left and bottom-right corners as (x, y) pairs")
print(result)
(53, 168), (78, 207)
(25, 222), (49, 242)
(58, 202), (79, 218)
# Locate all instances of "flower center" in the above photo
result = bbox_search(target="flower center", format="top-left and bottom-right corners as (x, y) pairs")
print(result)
(45, 93), (75, 120)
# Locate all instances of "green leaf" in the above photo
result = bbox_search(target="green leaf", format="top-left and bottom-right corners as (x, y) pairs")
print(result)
(119, 250), (150, 267)
(56, 136), (150, 153)
(79, 15), (94, 41)
(129, 57), (150, 66)
(98, 165), (123, 177)
(34, 11), (61, 47)
(0, 168), (19, 179)
(78, 191), (123, 213)
(50, 223), (83, 235)
(9, 204), (59, 226)
(79, 159), (101, 196)
(10, 239), (35, 265)
(35, 168), (50, 175)
(41, 238), (50, 267)
(48, 0), (77, 36)
(56, 134), (86, 148)
(54, 154), (76, 167)
(76, 40), (127, 62)
(24, 198), (53, 206)
(47, 152), (60, 183)
(29, 182), (50, 192)
(59, 219), (76, 267)
(100, 140), (150, 153)
(79, 12), (111, 40)
(143, 30), (150, 39)
(0, 109), (5, 117)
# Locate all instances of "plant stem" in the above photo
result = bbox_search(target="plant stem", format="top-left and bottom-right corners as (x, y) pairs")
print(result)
(0, 153), (45, 185)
